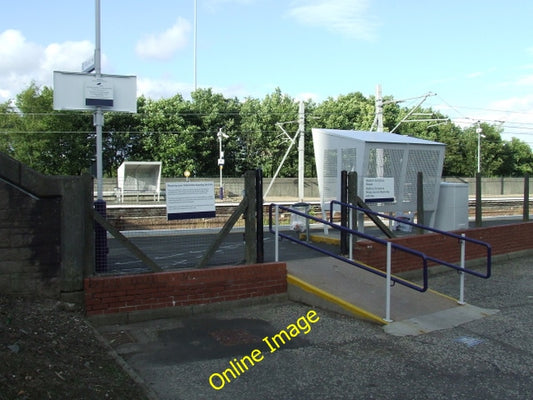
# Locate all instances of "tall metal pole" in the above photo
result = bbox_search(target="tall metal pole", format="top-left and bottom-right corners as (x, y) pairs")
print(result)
(95, 0), (103, 200)
(376, 84), (383, 132)
(476, 124), (482, 174)
(297, 101), (305, 202)
(375, 84), (384, 177)
(193, 0), (197, 91)
(94, 0), (108, 272)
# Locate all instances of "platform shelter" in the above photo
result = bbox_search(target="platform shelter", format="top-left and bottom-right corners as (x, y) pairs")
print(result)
(311, 129), (445, 227)
(117, 161), (162, 202)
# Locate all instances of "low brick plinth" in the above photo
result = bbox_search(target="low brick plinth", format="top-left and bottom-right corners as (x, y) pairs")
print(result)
(84, 262), (287, 316)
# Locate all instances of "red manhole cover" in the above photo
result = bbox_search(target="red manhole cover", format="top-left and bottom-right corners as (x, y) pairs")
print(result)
(209, 329), (261, 346)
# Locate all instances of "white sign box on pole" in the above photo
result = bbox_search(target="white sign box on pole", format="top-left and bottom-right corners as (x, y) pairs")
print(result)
(166, 182), (216, 220)
(53, 71), (137, 113)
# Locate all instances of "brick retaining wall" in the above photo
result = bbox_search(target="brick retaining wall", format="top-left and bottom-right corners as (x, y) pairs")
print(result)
(354, 222), (533, 273)
(84, 262), (287, 316)
(0, 153), (92, 302)
(0, 179), (61, 296)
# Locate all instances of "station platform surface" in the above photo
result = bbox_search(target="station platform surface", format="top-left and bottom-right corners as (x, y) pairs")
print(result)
(94, 254), (533, 400)
(286, 255), (498, 336)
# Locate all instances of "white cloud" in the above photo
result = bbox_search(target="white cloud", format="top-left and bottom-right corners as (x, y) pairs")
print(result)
(286, 0), (379, 41)
(489, 95), (533, 113)
(468, 96), (533, 145)
(515, 74), (533, 86)
(0, 29), (93, 102)
(137, 77), (193, 99)
(0, 29), (42, 75)
(42, 41), (94, 73)
(135, 18), (191, 61)
(138, 77), (258, 101)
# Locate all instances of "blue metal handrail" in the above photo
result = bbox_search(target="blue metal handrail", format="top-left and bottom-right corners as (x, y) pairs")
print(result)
(330, 200), (492, 279)
(268, 203), (429, 292)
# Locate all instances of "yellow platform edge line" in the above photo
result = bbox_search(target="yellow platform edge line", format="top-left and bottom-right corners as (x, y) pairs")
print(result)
(306, 233), (340, 246)
(287, 274), (387, 325)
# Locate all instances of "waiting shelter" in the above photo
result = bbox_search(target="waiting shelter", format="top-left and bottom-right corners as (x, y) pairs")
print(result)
(117, 161), (162, 202)
(311, 129), (445, 227)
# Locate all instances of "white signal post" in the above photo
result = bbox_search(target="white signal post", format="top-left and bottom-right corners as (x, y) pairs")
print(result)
(297, 100), (305, 202)
(217, 128), (228, 199)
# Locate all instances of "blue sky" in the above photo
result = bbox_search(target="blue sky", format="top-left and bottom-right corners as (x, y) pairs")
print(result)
(1, 0), (533, 145)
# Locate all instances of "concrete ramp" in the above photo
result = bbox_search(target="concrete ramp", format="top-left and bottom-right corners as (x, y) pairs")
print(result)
(287, 256), (498, 336)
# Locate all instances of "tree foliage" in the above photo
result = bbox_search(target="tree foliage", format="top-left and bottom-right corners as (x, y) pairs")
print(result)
(1, 84), (94, 174)
(1, 83), (531, 178)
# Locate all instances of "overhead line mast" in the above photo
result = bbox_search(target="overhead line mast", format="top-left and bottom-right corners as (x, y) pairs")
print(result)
(370, 84), (443, 133)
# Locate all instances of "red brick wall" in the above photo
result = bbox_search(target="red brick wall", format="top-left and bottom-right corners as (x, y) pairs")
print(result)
(84, 262), (287, 316)
(354, 222), (533, 273)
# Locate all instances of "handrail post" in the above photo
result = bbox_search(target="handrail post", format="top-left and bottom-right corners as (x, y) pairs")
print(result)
(349, 207), (353, 260)
(458, 233), (466, 305)
(384, 241), (393, 322)
(340, 170), (348, 254)
(275, 205), (280, 262)
(417, 171), (424, 234)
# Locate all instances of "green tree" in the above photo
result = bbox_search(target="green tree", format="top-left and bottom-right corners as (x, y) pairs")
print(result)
(436, 123), (470, 176)
(9, 83), (93, 175)
(4, 83), (531, 180)
(239, 88), (299, 177)
(498, 137), (533, 176)
(134, 94), (189, 176)
(185, 88), (242, 177)
(312, 92), (374, 130)
(102, 108), (142, 176)
(0, 100), (22, 154)
(238, 96), (265, 174)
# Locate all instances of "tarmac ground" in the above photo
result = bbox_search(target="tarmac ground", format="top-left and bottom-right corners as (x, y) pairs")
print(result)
(95, 253), (533, 400)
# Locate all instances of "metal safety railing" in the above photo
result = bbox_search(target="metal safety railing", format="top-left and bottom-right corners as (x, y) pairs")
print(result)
(269, 203), (431, 321)
(269, 201), (493, 322)
(330, 200), (492, 304)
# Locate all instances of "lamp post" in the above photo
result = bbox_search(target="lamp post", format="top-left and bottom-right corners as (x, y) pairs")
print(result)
(217, 128), (228, 199)
(193, 0), (197, 91)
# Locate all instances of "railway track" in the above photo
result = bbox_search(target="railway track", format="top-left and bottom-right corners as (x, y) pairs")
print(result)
(104, 197), (531, 231)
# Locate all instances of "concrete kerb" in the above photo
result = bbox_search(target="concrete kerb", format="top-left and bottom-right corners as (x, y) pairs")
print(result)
(86, 320), (161, 400)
